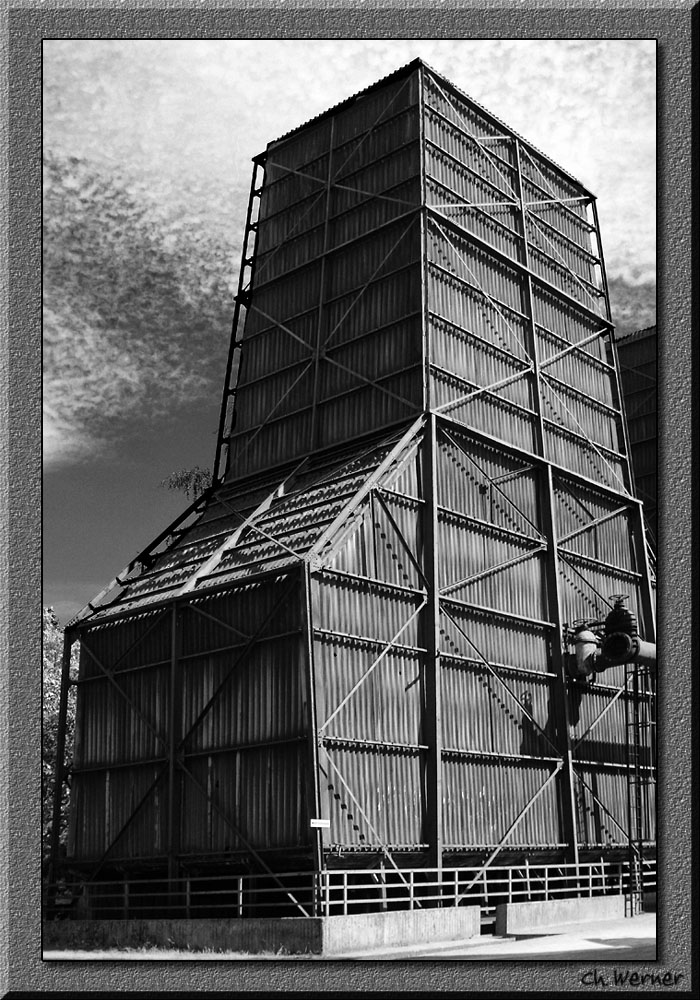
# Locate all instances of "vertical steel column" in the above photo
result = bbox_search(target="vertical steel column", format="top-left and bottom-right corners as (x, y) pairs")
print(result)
(302, 563), (324, 913)
(167, 603), (182, 888)
(423, 413), (443, 877)
(47, 628), (75, 886)
(419, 66), (443, 878)
(309, 118), (335, 455)
(418, 63), (430, 415)
(514, 140), (579, 868)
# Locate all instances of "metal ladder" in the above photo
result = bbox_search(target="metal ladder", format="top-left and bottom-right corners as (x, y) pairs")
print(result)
(213, 157), (265, 482)
(624, 660), (655, 915)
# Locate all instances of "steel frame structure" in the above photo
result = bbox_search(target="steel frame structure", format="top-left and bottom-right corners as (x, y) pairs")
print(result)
(49, 61), (656, 918)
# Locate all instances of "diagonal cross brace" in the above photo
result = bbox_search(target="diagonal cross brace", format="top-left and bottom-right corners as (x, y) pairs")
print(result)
(320, 597), (428, 733)
(441, 425), (546, 541)
(440, 542), (546, 598)
(442, 605), (559, 757)
(79, 638), (168, 754)
(456, 762), (563, 902)
(430, 216), (531, 363)
(319, 748), (423, 907)
(178, 761), (310, 916)
(176, 576), (300, 752)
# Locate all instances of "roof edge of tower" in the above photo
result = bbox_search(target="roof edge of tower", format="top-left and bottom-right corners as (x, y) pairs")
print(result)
(261, 57), (424, 155)
(257, 57), (594, 197)
(418, 59), (595, 198)
(617, 325), (657, 344)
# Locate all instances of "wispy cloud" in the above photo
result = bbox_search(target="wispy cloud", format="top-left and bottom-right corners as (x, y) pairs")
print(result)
(43, 153), (233, 467)
(43, 40), (655, 469)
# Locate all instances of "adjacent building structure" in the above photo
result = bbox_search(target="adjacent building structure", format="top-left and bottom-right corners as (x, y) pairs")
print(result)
(615, 326), (657, 549)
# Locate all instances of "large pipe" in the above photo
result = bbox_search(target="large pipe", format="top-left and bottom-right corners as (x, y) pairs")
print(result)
(572, 629), (600, 677)
(570, 628), (657, 678)
(601, 632), (657, 669)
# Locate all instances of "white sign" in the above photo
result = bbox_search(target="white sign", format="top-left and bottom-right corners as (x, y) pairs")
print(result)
(310, 818), (330, 829)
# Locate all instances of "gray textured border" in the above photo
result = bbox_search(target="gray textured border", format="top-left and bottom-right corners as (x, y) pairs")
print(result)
(4, 2), (693, 995)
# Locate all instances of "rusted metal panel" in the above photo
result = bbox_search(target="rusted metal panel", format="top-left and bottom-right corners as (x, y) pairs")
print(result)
(326, 494), (423, 590)
(537, 328), (615, 407)
(428, 223), (529, 316)
(554, 481), (637, 571)
(73, 665), (168, 768)
(77, 611), (171, 679)
(423, 110), (517, 198)
(544, 423), (626, 491)
(558, 557), (642, 642)
(438, 515), (546, 620)
(520, 145), (589, 207)
(429, 315), (533, 402)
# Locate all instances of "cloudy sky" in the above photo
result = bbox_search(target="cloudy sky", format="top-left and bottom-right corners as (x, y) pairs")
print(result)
(43, 39), (656, 624)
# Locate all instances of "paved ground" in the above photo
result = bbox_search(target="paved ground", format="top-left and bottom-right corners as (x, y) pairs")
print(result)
(43, 913), (656, 961)
(330, 912), (657, 961)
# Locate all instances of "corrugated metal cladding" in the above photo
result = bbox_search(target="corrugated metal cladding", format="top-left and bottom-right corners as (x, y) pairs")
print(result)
(228, 71), (424, 480)
(68, 433), (414, 864)
(615, 327), (657, 547)
(65, 61), (654, 893)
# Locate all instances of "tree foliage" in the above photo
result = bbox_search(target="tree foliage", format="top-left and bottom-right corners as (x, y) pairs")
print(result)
(43, 608), (78, 875)
(159, 465), (213, 501)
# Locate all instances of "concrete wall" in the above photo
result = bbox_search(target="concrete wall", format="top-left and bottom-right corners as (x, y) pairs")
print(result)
(495, 894), (626, 936)
(43, 916), (322, 954)
(322, 907), (480, 954)
(44, 906), (481, 955)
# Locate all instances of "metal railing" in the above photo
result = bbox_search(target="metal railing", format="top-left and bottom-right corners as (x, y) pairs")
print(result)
(44, 857), (656, 921)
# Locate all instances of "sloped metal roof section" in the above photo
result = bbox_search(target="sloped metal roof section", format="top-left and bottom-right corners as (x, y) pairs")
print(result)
(72, 421), (424, 625)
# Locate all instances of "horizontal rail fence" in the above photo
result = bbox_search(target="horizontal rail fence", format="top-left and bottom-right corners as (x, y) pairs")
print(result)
(45, 858), (655, 921)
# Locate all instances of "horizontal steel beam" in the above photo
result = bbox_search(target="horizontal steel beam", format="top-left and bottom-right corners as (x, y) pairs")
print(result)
(435, 411), (639, 508)
(251, 207), (420, 295)
(558, 547), (642, 581)
(426, 208), (612, 331)
(73, 629), (303, 683)
(313, 565), (426, 598)
(314, 627), (425, 657)
(321, 736), (426, 754)
(440, 593), (555, 630)
(73, 566), (300, 630)
(442, 748), (561, 765)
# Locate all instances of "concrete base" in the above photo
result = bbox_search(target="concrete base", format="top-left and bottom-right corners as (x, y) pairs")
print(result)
(495, 894), (625, 937)
(44, 906), (481, 955)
